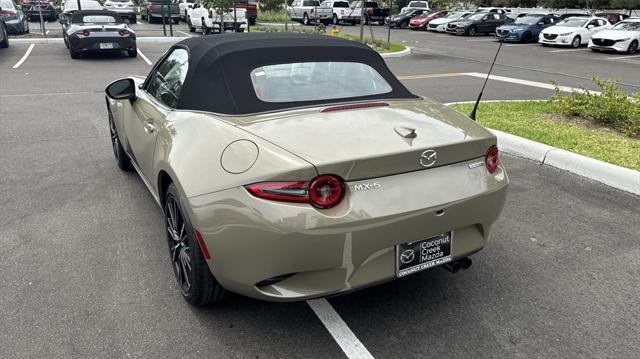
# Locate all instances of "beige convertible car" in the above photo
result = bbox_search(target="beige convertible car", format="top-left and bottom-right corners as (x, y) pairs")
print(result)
(105, 33), (508, 305)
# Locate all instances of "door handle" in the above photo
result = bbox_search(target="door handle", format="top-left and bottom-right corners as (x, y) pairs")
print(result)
(143, 121), (156, 133)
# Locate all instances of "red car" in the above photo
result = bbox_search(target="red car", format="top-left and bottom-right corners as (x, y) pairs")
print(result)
(409, 10), (448, 30)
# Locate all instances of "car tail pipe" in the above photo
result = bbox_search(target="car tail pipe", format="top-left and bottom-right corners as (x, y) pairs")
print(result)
(442, 257), (472, 273)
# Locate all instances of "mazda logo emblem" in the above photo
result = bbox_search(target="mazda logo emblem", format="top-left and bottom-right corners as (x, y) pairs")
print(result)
(419, 149), (437, 167)
(400, 249), (415, 264)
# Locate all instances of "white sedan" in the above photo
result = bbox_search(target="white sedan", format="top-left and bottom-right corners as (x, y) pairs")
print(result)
(427, 11), (472, 32)
(589, 18), (640, 54)
(539, 16), (610, 48)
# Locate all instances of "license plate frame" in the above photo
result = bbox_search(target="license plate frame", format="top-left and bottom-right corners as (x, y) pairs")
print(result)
(99, 43), (115, 50)
(396, 232), (453, 278)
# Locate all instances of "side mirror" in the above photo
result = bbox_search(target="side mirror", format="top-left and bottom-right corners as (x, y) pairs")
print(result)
(537, 22), (544, 26)
(106, 78), (137, 101)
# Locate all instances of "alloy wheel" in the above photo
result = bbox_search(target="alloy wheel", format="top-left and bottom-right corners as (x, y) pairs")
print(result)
(628, 41), (638, 54)
(165, 195), (192, 295)
(571, 36), (580, 48)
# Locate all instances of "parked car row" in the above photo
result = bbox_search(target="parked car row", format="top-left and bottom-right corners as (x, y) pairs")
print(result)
(398, 8), (640, 54)
(287, 0), (390, 25)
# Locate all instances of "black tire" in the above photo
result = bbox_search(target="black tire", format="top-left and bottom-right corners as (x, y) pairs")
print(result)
(540, 43), (548, 47)
(331, 14), (338, 25)
(590, 48), (600, 52)
(303, 13), (309, 25)
(164, 183), (227, 306)
(627, 40), (638, 54)
(400, 21), (408, 29)
(202, 19), (211, 35)
(467, 25), (476, 36)
(173, 18), (179, 24)
(129, 14), (137, 24)
(69, 47), (80, 59)
(1, 24), (9, 48)
(107, 105), (133, 171)
(522, 32), (531, 43)
(187, 17), (195, 32)
(63, 35), (69, 49)
(249, 17), (255, 25)
(571, 35), (581, 48)
(128, 48), (137, 57)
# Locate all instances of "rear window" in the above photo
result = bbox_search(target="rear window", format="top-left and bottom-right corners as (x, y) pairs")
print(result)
(82, 15), (117, 22)
(303, 1), (320, 6)
(410, 1), (427, 7)
(334, 1), (349, 7)
(65, 1), (103, 10)
(250, 62), (392, 103)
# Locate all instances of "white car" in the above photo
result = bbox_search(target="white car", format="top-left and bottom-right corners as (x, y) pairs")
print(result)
(427, 11), (472, 32)
(102, 0), (136, 23)
(320, 0), (356, 25)
(176, 0), (196, 21)
(400, 0), (429, 13)
(539, 16), (610, 48)
(188, 4), (247, 34)
(589, 17), (640, 54)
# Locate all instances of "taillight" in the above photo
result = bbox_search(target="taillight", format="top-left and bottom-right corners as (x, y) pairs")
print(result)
(75, 30), (90, 37)
(208, 9), (212, 18)
(149, 4), (155, 11)
(484, 145), (499, 174)
(118, 29), (129, 36)
(310, 8), (314, 14)
(63, 11), (71, 16)
(308, 175), (345, 209)
(367, 8), (373, 14)
(245, 175), (346, 209)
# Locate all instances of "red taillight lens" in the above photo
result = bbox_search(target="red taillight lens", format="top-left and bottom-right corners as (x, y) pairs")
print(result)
(308, 175), (345, 209)
(194, 229), (211, 260)
(245, 175), (345, 209)
(208, 9), (213, 18)
(245, 181), (309, 203)
(118, 29), (129, 36)
(484, 145), (499, 174)
(75, 30), (90, 37)
(149, 4), (155, 11)
(367, 8), (373, 14)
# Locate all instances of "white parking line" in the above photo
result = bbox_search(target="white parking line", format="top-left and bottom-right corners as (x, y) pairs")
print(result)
(137, 48), (153, 65)
(177, 30), (193, 37)
(307, 298), (374, 359)
(605, 54), (640, 60)
(12, 44), (35, 69)
(463, 72), (600, 95)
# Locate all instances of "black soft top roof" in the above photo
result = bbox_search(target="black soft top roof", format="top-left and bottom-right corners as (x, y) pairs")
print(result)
(71, 10), (124, 24)
(167, 33), (417, 115)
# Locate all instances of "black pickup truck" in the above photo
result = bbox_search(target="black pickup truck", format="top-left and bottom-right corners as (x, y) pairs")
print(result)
(349, 1), (390, 25)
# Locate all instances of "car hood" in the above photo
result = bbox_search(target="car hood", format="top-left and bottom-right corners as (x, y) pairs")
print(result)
(449, 19), (472, 26)
(543, 26), (579, 34)
(591, 29), (638, 40)
(234, 99), (496, 180)
(410, 15), (430, 22)
(430, 17), (452, 25)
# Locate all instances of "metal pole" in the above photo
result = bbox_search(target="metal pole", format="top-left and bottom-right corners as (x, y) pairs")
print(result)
(168, 0), (173, 36)
(162, 0), (167, 36)
(386, 0), (391, 49)
(358, 0), (364, 43)
(284, 0), (288, 31)
(76, 0), (82, 10)
(234, 3), (237, 32)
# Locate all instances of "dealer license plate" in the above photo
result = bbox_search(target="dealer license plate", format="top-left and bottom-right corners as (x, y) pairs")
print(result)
(99, 43), (115, 49)
(396, 232), (452, 277)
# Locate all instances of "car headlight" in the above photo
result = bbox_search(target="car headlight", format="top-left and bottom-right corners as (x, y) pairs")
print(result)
(615, 38), (631, 42)
(558, 32), (573, 37)
(511, 28), (524, 33)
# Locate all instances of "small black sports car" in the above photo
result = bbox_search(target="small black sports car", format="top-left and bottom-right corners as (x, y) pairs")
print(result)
(62, 10), (137, 59)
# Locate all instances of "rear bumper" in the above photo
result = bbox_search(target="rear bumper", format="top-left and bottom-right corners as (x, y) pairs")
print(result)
(70, 36), (137, 52)
(23, 8), (57, 18)
(5, 19), (25, 34)
(188, 158), (509, 302)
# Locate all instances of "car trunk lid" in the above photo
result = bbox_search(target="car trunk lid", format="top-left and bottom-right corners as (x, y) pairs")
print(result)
(234, 99), (496, 181)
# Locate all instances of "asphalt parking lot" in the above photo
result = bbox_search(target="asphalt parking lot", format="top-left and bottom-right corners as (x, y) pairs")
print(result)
(1, 20), (640, 358)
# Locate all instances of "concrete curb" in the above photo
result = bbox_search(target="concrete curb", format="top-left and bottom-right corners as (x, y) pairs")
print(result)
(11, 37), (189, 44)
(444, 102), (640, 195)
(381, 46), (411, 58)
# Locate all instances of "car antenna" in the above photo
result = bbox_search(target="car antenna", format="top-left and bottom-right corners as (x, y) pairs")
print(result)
(469, 37), (505, 121)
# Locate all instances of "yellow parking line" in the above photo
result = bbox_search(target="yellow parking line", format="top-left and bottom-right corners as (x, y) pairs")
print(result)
(397, 73), (464, 80)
